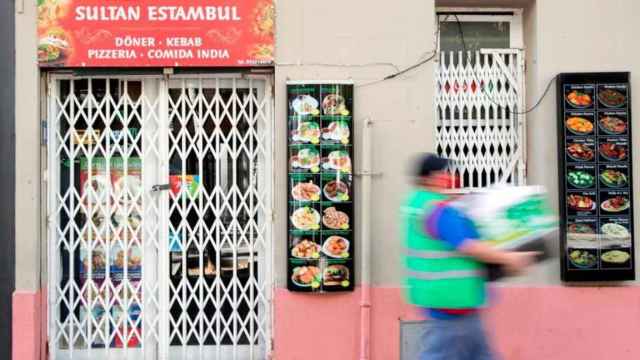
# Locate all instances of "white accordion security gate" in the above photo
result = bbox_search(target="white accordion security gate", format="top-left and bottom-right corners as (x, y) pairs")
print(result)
(46, 74), (273, 360)
(435, 48), (526, 189)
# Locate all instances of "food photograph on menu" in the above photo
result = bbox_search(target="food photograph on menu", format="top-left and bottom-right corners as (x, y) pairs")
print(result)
(286, 81), (354, 292)
(557, 72), (634, 281)
(599, 112), (628, 135)
(566, 139), (596, 162)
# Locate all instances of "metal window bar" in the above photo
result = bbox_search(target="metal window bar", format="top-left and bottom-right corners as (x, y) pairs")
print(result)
(435, 49), (526, 190)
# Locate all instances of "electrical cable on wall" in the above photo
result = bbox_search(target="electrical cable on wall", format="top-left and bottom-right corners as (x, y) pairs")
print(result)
(356, 15), (450, 88)
(451, 14), (556, 115)
(355, 53), (438, 88)
(279, 15), (451, 88)
(277, 14), (556, 115)
(276, 61), (401, 72)
(358, 14), (556, 116)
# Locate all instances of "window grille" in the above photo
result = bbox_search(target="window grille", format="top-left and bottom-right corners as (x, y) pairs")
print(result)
(435, 49), (526, 189)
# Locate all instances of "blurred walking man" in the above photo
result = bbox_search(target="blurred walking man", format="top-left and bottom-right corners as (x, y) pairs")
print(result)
(401, 153), (535, 360)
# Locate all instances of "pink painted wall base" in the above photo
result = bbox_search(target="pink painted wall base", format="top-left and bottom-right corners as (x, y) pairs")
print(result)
(12, 290), (42, 360)
(274, 286), (640, 360)
(486, 286), (640, 359)
(12, 286), (640, 359)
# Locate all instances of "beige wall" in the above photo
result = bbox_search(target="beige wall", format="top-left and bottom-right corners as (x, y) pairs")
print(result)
(275, 0), (640, 286)
(14, 0), (640, 291)
(507, 0), (640, 284)
(15, 0), (41, 291)
(273, 0), (437, 287)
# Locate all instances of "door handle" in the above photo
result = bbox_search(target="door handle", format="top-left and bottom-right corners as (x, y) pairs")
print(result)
(151, 184), (171, 192)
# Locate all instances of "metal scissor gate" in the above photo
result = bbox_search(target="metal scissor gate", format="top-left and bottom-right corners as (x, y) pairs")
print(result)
(46, 74), (273, 360)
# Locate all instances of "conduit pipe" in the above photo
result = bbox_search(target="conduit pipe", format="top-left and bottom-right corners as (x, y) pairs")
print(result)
(359, 118), (374, 360)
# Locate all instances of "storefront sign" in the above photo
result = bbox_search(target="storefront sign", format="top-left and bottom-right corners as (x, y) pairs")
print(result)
(286, 81), (355, 292)
(37, 0), (274, 67)
(557, 72), (635, 281)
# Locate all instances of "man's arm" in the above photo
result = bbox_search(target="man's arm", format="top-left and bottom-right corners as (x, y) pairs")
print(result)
(458, 240), (535, 275)
(428, 205), (535, 274)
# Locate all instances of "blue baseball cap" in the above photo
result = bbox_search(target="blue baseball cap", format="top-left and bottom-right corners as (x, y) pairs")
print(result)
(415, 153), (449, 177)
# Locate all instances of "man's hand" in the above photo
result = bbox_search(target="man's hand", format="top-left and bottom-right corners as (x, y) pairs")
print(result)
(501, 251), (538, 275)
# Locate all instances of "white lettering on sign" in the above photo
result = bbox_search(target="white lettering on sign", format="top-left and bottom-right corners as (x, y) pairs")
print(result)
(197, 49), (230, 59)
(166, 37), (203, 47)
(74, 6), (241, 22)
(147, 49), (194, 59)
(75, 6), (141, 21)
(115, 37), (156, 47)
(87, 49), (138, 59)
(147, 6), (241, 21)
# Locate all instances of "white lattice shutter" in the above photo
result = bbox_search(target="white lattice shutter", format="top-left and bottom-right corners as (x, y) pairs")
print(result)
(47, 77), (164, 359)
(435, 49), (526, 189)
(47, 75), (272, 360)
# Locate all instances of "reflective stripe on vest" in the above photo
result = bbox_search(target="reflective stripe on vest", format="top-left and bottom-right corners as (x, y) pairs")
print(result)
(406, 269), (485, 280)
(405, 248), (471, 259)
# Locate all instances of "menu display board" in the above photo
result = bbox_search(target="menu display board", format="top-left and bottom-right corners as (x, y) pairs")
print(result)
(557, 72), (635, 281)
(286, 81), (355, 292)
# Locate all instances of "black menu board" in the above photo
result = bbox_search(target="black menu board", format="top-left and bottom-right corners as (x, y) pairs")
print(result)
(286, 81), (355, 292)
(557, 72), (635, 281)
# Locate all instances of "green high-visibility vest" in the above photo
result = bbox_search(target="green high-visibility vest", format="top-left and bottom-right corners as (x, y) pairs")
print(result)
(401, 189), (486, 309)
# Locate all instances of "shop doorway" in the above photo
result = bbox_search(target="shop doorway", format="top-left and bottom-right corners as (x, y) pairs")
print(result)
(45, 74), (273, 360)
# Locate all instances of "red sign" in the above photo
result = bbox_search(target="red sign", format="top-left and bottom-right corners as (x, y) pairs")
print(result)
(37, 0), (274, 67)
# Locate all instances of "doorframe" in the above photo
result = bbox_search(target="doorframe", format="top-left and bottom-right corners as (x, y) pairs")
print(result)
(0, 0), (14, 359)
(433, 7), (528, 189)
(42, 71), (276, 360)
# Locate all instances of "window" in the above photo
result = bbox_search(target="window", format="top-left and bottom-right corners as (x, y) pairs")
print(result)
(435, 9), (526, 190)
